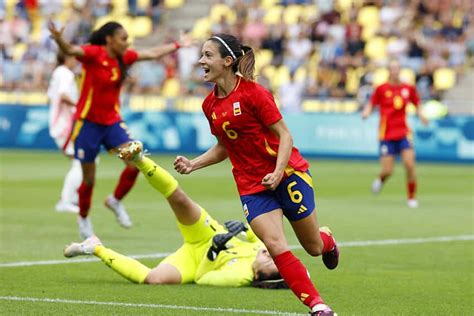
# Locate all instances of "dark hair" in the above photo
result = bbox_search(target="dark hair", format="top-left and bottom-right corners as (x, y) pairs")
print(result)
(252, 271), (288, 290)
(89, 21), (127, 84)
(209, 33), (255, 81)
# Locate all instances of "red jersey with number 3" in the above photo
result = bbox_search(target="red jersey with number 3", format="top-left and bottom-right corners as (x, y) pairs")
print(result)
(370, 82), (420, 140)
(75, 45), (138, 125)
(202, 78), (309, 195)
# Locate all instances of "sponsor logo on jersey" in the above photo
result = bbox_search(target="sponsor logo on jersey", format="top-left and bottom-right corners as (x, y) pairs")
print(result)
(211, 112), (217, 120)
(233, 102), (241, 116)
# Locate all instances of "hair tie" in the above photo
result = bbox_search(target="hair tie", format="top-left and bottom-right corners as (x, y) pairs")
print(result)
(211, 36), (236, 60)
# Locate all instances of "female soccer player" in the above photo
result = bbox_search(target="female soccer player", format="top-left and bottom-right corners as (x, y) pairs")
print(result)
(362, 60), (428, 208)
(64, 141), (286, 289)
(173, 34), (338, 316)
(47, 52), (80, 213)
(48, 21), (191, 239)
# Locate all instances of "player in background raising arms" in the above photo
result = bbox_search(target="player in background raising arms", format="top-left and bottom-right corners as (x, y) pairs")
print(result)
(48, 21), (191, 239)
(47, 52), (81, 213)
(173, 34), (339, 316)
(362, 60), (428, 208)
(64, 141), (287, 289)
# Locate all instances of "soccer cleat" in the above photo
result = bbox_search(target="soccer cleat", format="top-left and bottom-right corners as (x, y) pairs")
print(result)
(320, 226), (339, 270)
(371, 178), (383, 195)
(118, 140), (144, 162)
(407, 199), (419, 208)
(64, 235), (102, 258)
(77, 216), (94, 240)
(104, 195), (132, 228)
(310, 304), (336, 316)
(55, 201), (79, 213)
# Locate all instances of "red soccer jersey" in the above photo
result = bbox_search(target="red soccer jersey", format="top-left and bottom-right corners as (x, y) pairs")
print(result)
(202, 78), (309, 195)
(75, 45), (138, 125)
(370, 82), (420, 140)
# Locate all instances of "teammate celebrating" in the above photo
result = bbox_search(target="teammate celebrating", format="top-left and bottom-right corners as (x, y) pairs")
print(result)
(362, 60), (428, 208)
(47, 52), (81, 213)
(64, 141), (287, 289)
(48, 21), (191, 239)
(173, 34), (338, 316)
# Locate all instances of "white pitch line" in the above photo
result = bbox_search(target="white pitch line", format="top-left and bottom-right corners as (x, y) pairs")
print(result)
(1, 235), (472, 268)
(0, 296), (305, 315)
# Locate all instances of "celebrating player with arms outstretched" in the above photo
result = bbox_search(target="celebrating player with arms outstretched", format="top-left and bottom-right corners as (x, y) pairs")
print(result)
(48, 21), (191, 238)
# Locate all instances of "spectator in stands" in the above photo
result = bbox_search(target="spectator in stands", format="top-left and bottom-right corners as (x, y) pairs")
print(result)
(278, 70), (305, 113)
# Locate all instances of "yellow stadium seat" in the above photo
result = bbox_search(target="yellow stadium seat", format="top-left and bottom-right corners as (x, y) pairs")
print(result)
(192, 17), (211, 40)
(137, 0), (149, 9)
(433, 67), (456, 90)
(209, 3), (236, 24)
(302, 99), (322, 112)
(357, 5), (379, 28)
(131, 17), (152, 38)
(261, 0), (279, 9)
(345, 68), (360, 95)
(165, 0), (185, 9)
(302, 5), (319, 22)
(255, 49), (274, 68)
(111, 0), (128, 15)
(271, 65), (290, 90)
(283, 5), (304, 25)
(261, 64), (276, 79)
(264, 6), (284, 25)
(161, 78), (181, 98)
(364, 36), (387, 61)
(175, 97), (202, 112)
(295, 66), (307, 81)
(12, 43), (27, 61)
(400, 68), (416, 85)
(373, 68), (389, 86)
(343, 100), (359, 113)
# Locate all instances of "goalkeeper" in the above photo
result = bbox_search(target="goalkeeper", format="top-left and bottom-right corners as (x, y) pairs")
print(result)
(64, 141), (286, 288)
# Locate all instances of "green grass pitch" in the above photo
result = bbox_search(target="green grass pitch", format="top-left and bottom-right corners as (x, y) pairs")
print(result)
(0, 150), (472, 315)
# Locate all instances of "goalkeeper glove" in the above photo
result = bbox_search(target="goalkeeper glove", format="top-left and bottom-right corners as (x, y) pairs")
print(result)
(224, 220), (248, 235)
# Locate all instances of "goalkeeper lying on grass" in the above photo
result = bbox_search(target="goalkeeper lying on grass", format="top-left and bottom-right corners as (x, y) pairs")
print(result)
(64, 141), (287, 289)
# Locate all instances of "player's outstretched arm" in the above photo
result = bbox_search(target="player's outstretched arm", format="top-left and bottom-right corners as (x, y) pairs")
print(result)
(136, 31), (194, 61)
(48, 21), (84, 57)
(362, 102), (374, 119)
(174, 140), (228, 174)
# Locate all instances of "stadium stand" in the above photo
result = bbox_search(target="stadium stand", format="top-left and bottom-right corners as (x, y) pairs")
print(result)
(0, 0), (472, 114)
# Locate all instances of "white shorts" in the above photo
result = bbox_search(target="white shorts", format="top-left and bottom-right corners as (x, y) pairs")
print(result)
(54, 135), (74, 156)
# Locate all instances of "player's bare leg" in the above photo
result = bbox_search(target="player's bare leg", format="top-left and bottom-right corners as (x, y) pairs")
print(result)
(401, 148), (418, 208)
(372, 155), (395, 194)
(290, 211), (338, 270)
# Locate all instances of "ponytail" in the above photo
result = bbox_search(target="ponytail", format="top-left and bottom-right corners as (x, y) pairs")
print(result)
(236, 45), (255, 81)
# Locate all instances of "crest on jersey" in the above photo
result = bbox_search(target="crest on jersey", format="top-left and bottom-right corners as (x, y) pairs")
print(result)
(401, 88), (409, 98)
(233, 102), (242, 116)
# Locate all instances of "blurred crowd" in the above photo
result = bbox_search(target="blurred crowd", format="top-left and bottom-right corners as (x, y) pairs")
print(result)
(1, 0), (473, 111)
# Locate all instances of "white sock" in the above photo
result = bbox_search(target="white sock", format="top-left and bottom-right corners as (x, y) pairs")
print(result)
(61, 159), (82, 205)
